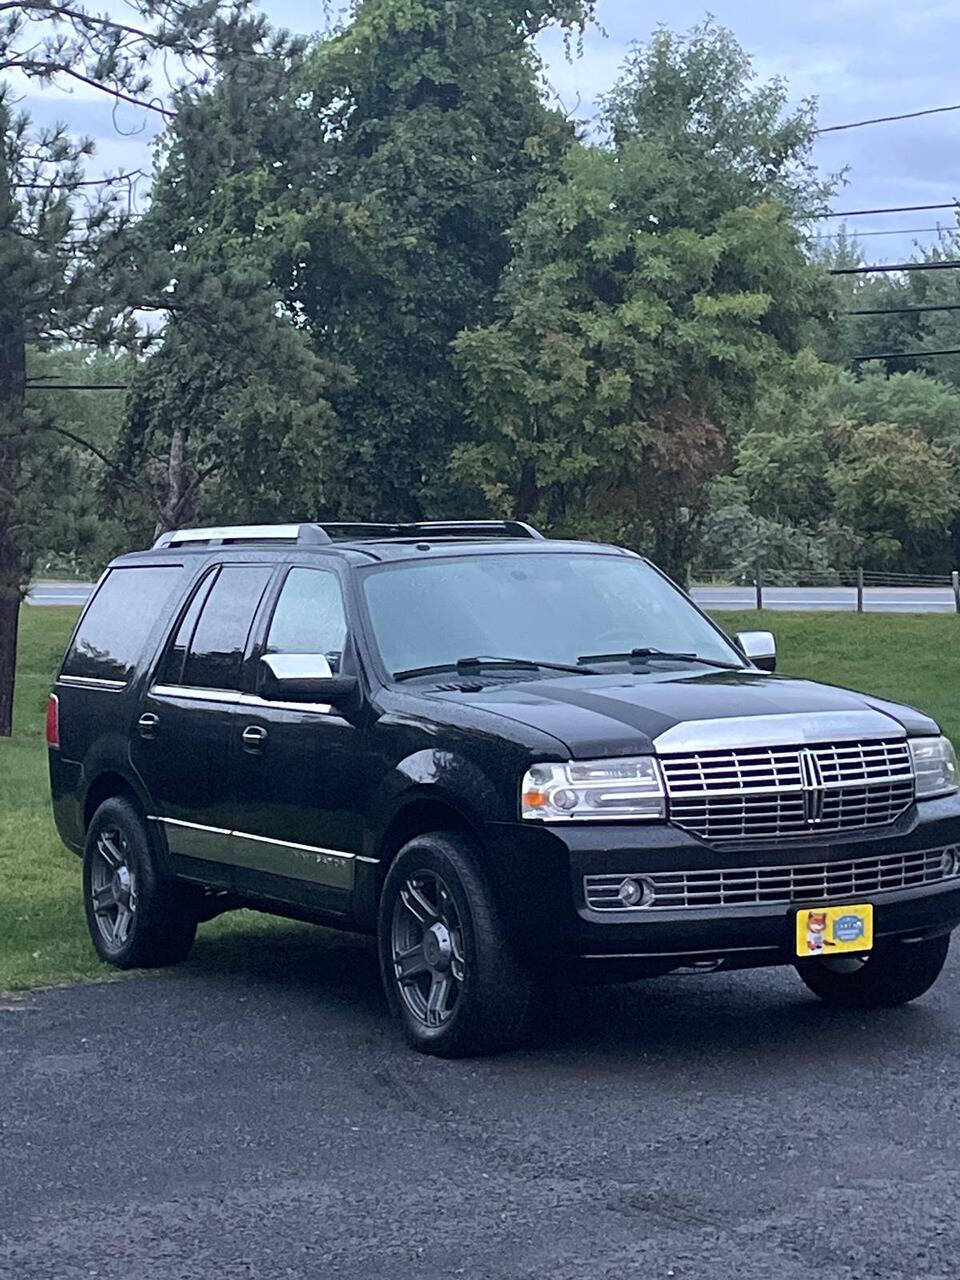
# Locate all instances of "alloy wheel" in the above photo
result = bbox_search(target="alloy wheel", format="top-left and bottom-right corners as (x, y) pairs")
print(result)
(391, 871), (466, 1028)
(89, 827), (138, 952)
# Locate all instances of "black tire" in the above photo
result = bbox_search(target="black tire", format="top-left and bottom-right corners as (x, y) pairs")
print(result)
(378, 832), (536, 1057)
(83, 796), (199, 969)
(795, 932), (950, 1009)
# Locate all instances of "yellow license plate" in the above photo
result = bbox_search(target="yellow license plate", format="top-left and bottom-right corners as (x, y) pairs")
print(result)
(795, 903), (873, 958)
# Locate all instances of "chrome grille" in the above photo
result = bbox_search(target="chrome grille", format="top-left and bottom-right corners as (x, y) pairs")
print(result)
(660, 739), (914, 843)
(584, 847), (958, 911)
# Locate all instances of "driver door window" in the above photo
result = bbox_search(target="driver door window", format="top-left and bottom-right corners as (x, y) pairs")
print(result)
(265, 567), (348, 672)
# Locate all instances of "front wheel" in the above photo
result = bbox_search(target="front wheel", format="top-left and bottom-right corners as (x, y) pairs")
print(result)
(378, 833), (535, 1057)
(795, 933), (950, 1008)
(83, 796), (199, 969)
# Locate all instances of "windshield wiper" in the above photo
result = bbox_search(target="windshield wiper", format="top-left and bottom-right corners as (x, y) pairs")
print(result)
(393, 655), (596, 682)
(577, 646), (741, 671)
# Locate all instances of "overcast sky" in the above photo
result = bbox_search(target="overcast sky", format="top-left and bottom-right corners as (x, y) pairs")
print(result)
(17, 0), (960, 261)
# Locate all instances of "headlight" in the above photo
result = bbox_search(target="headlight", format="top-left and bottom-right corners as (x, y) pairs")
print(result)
(909, 735), (959, 798)
(521, 757), (666, 821)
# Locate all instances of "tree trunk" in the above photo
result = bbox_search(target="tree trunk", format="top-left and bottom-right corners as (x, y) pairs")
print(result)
(0, 593), (20, 738)
(514, 459), (538, 522)
(0, 166), (28, 737)
(154, 426), (195, 538)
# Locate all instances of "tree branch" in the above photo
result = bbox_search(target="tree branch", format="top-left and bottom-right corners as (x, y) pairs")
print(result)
(9, 59), (174, 117)
(43, 423), (156, 502)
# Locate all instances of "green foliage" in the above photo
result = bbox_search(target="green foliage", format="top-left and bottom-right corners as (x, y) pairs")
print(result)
(702, 352), (960, 575)
(129, 0), (597, 522)
(453, 23), (833, 581)
(24, 347), (132, 575)
(115, 267), (342, 543)
(828, 424), (959, 570)
(602, 22), (832, 227)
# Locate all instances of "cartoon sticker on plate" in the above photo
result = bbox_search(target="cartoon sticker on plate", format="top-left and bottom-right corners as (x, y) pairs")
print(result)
(805, 910), (827, 954)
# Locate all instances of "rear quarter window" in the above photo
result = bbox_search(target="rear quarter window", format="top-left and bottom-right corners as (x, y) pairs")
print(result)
(61, 565), (184, 685)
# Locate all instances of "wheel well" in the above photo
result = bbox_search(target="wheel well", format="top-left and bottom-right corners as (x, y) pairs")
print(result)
(83, 772), (140, 831)
(376, 797), (479, 872)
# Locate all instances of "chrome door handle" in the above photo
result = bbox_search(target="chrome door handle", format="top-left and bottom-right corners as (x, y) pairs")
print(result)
(241, 724), (268, 752)
(137, 713), (159, 739)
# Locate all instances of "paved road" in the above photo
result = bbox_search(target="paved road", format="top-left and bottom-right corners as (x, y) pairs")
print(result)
(692, 584), (959, 613)
(26, 581), (960, 613)
(26, 581), (94, 607)
(3, 924), (960, 1278)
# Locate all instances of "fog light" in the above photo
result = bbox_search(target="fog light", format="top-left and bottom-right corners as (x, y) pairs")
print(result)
(942, 847), (960, 877)
(617, 877), (652, 907)
(552, 788), (579, 811)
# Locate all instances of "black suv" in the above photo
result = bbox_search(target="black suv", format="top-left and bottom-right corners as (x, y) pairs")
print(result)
(49, 521), (960, 1055)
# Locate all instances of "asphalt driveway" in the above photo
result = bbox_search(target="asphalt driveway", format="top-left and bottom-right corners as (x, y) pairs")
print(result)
(2, 924), (960, 1279)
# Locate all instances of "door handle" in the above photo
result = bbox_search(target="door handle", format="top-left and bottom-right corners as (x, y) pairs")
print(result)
(241, 724), (268, 752)
(137, 713), (159, 739)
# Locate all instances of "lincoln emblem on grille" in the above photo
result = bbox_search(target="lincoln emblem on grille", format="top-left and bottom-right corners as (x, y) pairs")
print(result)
(799, 747), (826, 824)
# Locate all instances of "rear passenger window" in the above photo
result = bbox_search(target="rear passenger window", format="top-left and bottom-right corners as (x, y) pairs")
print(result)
(181, 565), (272, 690)
(265, 568), (348, 672)
(157, 571), (216, 686)
(62, 566), (183, 684)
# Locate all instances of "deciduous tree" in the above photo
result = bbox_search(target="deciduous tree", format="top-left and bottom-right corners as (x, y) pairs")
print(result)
(453, 23), (834, 581)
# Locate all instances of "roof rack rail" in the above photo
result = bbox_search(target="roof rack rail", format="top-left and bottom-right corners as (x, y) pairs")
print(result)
(153, 523), (332, 549)
(320, 520), (544, 541)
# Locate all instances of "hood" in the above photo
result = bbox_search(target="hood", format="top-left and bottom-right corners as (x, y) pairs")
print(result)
(425, 669), (939, 758)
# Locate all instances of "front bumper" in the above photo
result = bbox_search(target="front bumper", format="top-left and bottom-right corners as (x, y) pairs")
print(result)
(485, 792), (960, 970)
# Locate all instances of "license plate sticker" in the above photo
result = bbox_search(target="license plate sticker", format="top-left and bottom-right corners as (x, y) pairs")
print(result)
(796, 903), (873, 958)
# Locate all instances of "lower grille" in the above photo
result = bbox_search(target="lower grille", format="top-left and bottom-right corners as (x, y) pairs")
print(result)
(584, 846), (960, 911)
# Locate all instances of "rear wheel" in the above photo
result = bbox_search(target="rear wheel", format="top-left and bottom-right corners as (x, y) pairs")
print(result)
(83, 796), (199, 968)
(378, 833), (535, 1057)
(795, 933), (950, 1008)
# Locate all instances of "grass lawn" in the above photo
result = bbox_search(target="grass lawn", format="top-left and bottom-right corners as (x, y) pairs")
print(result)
(1, 604), (959, 991)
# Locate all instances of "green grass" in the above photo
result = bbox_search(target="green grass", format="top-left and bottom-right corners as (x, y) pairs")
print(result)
(1, 605), (959, 990)
(717, 611), (960, 746)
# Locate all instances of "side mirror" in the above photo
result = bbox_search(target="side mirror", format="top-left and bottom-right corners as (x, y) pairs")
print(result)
(260, 653), (361, 709)
(736, 630), (776, 672)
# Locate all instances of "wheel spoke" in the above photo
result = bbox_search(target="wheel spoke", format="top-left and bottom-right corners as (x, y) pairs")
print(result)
(425, 973), (451, 1027)
(450, 929), (466, 982)
(113, 906), (131, 946)
(400, 880), (438, 926)
(91, 884), (117, 916)
(98, 832), (124, 869)
(395, 945), (429, 984)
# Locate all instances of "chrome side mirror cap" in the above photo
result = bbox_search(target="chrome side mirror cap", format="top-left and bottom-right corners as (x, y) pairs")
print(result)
(736, 630), (776, 673)
(260, 653), (360, 708)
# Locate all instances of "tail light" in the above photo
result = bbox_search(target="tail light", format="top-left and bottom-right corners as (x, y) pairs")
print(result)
(45, 693), (60, 749)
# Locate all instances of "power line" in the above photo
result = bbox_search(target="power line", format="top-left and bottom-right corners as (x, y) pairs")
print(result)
(847, 302), (960, 316)
(815, 225), (953, 239)
(816, 102), (960, 135)
(853, 346), (960, 362)
(829, 259), (960, 275)
(813, 202), (960, 220)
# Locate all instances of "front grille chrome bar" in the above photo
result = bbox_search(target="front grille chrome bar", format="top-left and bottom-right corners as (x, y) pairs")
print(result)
(660, 739), (914, 843)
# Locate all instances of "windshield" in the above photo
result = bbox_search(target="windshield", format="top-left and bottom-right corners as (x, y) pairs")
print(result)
(361, 552), (743, 678)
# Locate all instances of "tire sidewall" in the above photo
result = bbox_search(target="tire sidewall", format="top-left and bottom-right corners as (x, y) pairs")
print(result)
(378, 836), (481, 1050)
(378, 832), (533, 1055)
(796, 932), (950, 1008)
(82, 796), (158, 967)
